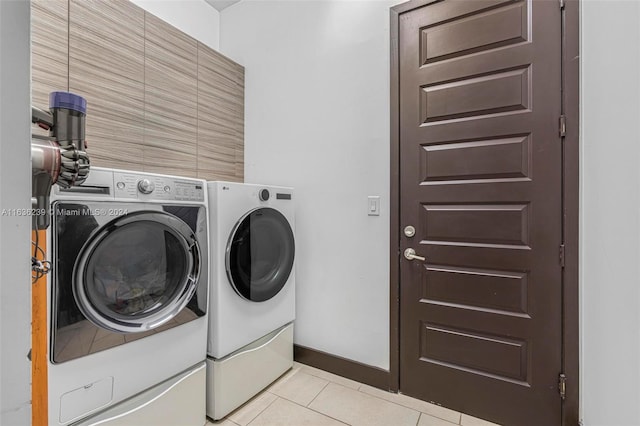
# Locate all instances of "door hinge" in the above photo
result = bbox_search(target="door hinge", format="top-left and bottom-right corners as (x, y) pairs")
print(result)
(559, 115), (567, 137)
(559, 244), (566, 267)
(559, 373), (567, 400)
(559, 0), (565, 10)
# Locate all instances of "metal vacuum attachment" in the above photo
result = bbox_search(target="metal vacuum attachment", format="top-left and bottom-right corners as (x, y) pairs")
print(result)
(31, 91), (90, 229)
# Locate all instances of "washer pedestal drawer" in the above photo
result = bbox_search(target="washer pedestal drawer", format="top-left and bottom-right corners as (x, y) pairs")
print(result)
(74, 362), (206, 426)
(206, 322), (294, 420)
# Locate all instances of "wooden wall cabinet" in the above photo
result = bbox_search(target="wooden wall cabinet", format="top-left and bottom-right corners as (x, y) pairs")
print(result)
(32, 0), (68, 138)
(144, 12), (198, 177)
(69, 0), (145, 170)
(197, 44), (244, 182)
(31, 0), (244, 182)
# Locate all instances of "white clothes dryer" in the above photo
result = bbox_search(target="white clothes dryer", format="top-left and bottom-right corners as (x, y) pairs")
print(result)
(48, 167), (209, 425)
(206, 182), (295, 420)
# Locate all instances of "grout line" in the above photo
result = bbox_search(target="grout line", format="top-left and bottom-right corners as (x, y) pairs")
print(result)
(359, 384), (461, 424)
(299, 364), (326, 376)
(232, 391), (279, 426)
(303, 382), (357, 425)
(306, 381), (330, 408)
(262, 365), (461, 426)
(267, 390), (311, 408)
(244, 395), (278, 426)
(255, 393), (280, 420)
(301, 405), (351, 426)
(356, 384), (368, 393)
(297, 363), (360, 390)
(270, 384), (350, 426)
(296, 365), (325, 380)
(247, 394), (352, 426)
(298, 369), (434, 424)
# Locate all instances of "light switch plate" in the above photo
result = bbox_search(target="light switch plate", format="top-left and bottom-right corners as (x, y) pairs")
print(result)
(368, 196), (380, 216)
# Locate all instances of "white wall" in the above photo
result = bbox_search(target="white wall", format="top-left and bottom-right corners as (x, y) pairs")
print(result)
(131, 0), (220, 50)
(0, 1), (33, 424)
(222, 3), (640, 424)
(2, 1), (637, 423)
(580, 1), (640, 425)
(220, 0), (394, 369)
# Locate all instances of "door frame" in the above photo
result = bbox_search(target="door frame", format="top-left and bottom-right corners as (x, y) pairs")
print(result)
(388, 1), (580, 424)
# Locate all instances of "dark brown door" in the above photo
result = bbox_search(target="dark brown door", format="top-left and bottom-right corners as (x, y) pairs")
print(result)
(398, 1), (562, 425)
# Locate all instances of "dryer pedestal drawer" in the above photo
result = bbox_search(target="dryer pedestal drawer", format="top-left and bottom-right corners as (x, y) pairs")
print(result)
(206, 322), (294, 420)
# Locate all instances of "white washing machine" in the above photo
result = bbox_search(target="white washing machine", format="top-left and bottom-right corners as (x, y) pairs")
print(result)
(47, 167), (209, 425)
(206, 182), (295, 420)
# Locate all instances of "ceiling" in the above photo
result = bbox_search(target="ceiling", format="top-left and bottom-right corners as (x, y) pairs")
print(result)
(204, 0), (242, 12)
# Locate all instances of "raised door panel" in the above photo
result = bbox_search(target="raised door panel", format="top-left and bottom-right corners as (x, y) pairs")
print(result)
(420, 136), (530, 183)
(197, 44), (245, 182)
(420, 67), (530, 123)
(69, 0), (144, 170)
(419, 1), (527, 64)
(143, 12), (198, 178)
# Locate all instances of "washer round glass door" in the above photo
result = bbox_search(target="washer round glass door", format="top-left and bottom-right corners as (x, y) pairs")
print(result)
(73, 211), (200, 333)
(226, 207), (295, 302)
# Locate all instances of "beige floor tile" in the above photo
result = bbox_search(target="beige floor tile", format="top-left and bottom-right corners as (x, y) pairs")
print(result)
(297, 363), (362, 390)
(419, 412), (460, 426)
(359, 384), (461, 424)
(207, 419), (238, 426)
(268, 365), (302, 389)
(269, 371), (329, 406)
(309, 383), (420, 426)
(249, 397), (346, 426)
(461, 414), (501, 426)
(228, 391), (278, 426)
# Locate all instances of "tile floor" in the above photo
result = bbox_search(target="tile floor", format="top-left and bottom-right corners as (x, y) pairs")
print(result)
(207, 362), (500, 426)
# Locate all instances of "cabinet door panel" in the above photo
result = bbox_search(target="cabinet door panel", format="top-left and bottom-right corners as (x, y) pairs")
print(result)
(144, 12), (198, 177)
(32, 0), (69, 137)
(197, 45), (245, 182)
(69, 0), (144, 170)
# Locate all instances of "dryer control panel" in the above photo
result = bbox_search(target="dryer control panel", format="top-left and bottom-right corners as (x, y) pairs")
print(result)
(113, 171), (205, 202)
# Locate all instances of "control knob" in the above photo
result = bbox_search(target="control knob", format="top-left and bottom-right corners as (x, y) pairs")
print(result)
(137, 179), (155, 194)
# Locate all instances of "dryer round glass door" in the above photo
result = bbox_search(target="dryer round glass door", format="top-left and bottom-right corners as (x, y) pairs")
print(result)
(226, 207), (295, 302)
(73, 211), (201, 333)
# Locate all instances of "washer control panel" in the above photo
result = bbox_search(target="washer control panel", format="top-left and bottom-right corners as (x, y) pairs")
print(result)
(113, 171), (204, 202)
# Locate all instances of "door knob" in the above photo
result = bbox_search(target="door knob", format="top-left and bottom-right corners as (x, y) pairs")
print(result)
(404, 248), (425, 262)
